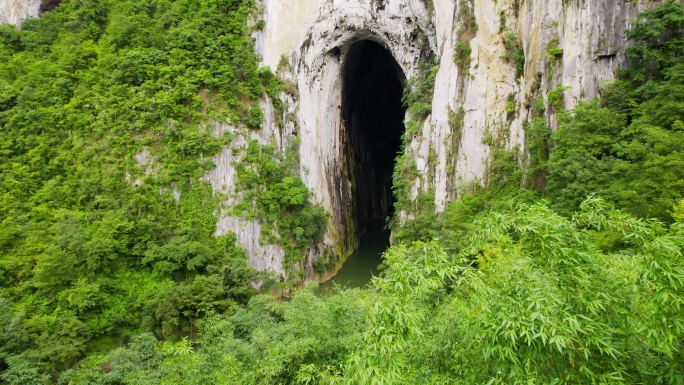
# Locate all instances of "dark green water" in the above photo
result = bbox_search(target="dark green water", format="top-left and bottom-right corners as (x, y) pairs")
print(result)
(318, 223), (390, 293)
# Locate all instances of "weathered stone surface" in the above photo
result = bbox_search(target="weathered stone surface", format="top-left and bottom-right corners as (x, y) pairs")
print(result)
(250, 0), (663, 278)
(0, 0), (42, 25)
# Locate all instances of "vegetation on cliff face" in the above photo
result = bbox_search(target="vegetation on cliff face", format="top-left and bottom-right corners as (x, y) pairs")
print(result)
(1, 1), (683, 384)
(547, 0), (684, 221)
(233, 140), (327, 276)
(0, 0), (275, 380)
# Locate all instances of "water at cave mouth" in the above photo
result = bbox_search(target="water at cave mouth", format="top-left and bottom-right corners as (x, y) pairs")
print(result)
(329, 39), (405, 286)
(318, 221), (390, 292)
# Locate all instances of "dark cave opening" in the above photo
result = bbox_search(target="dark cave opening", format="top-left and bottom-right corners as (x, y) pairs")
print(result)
(342, 40), (406, 238)
(40, 0), (61, 14)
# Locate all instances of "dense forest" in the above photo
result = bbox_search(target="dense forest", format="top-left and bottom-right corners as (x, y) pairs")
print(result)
(1, 0), (683, 384)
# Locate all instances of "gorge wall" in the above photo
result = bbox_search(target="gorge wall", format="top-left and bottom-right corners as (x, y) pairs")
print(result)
(246, 0), (662, 281)
(1, 0), (674, 282)
(0, 0), (57, 24)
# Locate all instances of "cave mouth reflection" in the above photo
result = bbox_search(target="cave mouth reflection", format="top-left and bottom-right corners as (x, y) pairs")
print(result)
(342, 40), (406, 239)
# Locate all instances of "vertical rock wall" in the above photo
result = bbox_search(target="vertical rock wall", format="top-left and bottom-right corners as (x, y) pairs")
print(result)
(250, 0), (666, 279)
(0, 0), (45, 25)
(260, 0), (431, 277)
(424, 0), (662, 210)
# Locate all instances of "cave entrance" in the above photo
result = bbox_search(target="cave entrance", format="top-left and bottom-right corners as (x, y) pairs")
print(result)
(40, 0), (61, 14)
(341, 40), (406, 240)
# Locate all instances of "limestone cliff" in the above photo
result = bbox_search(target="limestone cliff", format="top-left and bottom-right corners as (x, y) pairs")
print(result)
(0, 0), (54, 24)
(3, 0), (678, 281)
(247, 0), (669, 280)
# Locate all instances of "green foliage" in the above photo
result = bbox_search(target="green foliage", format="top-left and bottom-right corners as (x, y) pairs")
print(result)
(502, 30), (525, 78)
(547, 85), (571, 111)
(453, 0), (477, 75)
(453, 41), (472, 73)
(62, 289), (366, 385)
(348, 197), (684, 384)
(506, 92), (516, 119)
(3, 1), (684, 383)
(77, 197), (684, 384)
(393, 54), (438, 222)
(0, 0), (267, 377)
(545, 38), (564, 60)
(620, 0), (684, 87)
(524, 117), (550, 192)
(481, 121), (524, 192)
(391, 150), (418, 223)
(674, 199), (684, 222)
(547, 101), (628, 214)
(456, 0), (478, 38)
(606, 0), (684, 119)
(1, 355), (50, 385)
(532, 95), (546, 116)
(402, 55), (438, 121)
(234, 140), (327, 273)
(445, 106), (466, 179)
(486, 144), (524, 190)
(547, 1), (684, 220)
(548, 67), (684, 219)
(392, 205), (438, 243)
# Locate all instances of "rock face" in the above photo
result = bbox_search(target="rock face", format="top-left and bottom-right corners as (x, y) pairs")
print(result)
(3, 0), (679, 280)
(250, 0), (436, 279)
(250, 0), (665, 280)
(0, 0), (54, 25)
(423, 0), (656, 209)
(203, 119), (290, 278)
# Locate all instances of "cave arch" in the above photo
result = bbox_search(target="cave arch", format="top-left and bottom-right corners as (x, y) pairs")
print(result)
(341, 40), (406, 238)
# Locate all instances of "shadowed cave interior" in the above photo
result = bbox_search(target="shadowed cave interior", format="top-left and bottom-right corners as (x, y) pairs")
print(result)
(40, 0), (62, 14)
(341, 40), (406, 240)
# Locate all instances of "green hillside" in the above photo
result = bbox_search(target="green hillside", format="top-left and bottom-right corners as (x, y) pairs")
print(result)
(1, 0), (683, 384)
